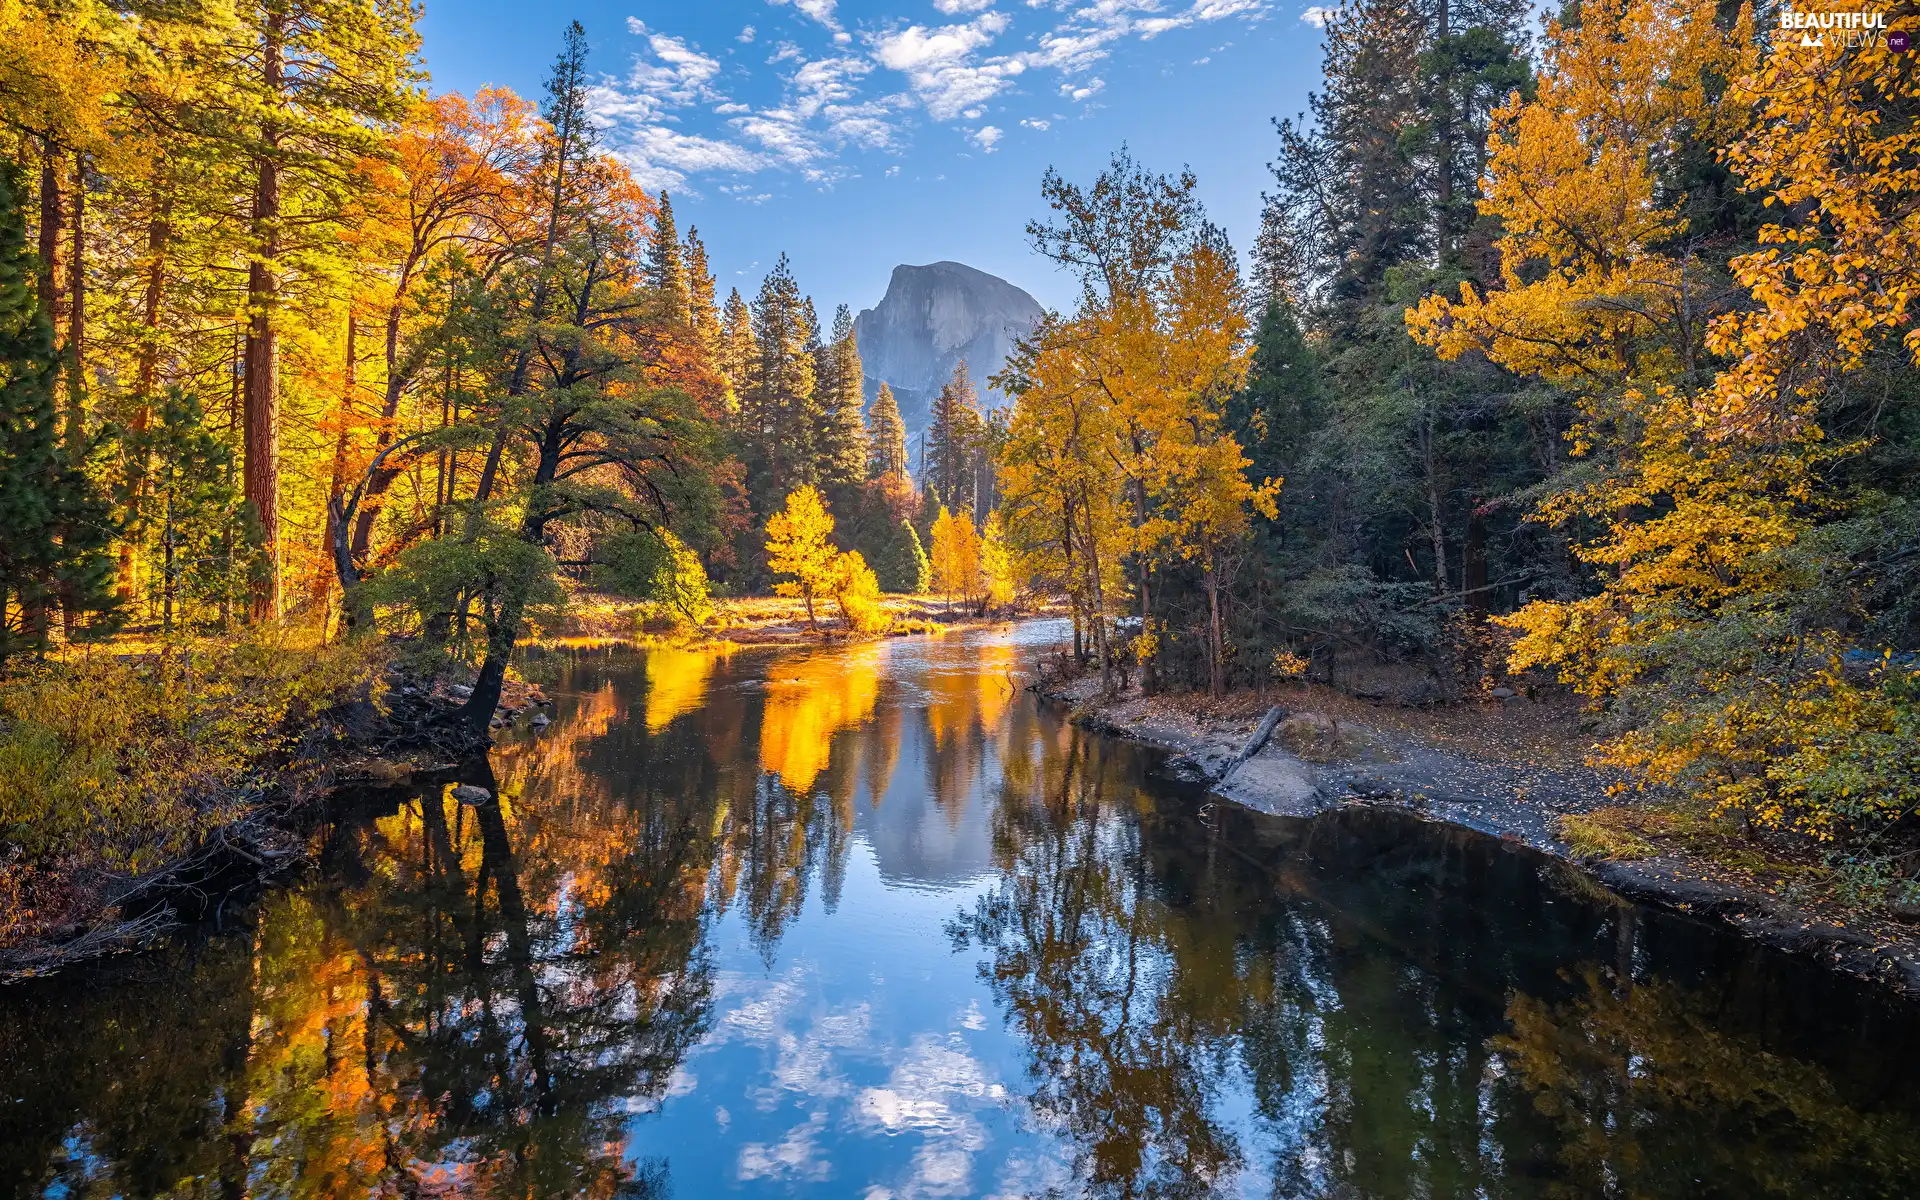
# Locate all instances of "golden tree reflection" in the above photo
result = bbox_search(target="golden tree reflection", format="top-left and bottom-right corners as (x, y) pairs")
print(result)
(641, 642), (734, 733)
(758, 641), (884, 794)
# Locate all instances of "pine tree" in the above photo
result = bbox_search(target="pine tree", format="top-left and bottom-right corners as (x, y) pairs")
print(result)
(876, 517), (931, 594)
(867, 381), (909, 480)
(126, 389), (254, 631)
(717, 286), (756, 415)
(1230, 298), (1325, 485)
(817, 304), (867, 488)
(1267, 0), (1428, 322)
(747, 256), (818, 505)
(648, 190), (690, 324)
(684, 225), (719, 348)
(927, 361), (985, 512)
(0, 164), (114, 666)
(221, 0), (419, 618)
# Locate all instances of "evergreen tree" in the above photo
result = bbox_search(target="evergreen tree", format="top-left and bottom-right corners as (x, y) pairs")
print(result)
(684, 225), (719, 348)
(125, 389), (256, 631)
(816, 304), (867, 488)
(876, 517), (931, 594)
(867, 381), (909, 479)
(1268, 0), (1428, 324)
(747, 255), (818, 506)
(647, 190), (690, 323)
(1246, 0), (1548, 674)
(0, 164), (115, 666)
(218, 0), (419, 618)
(926, 360), (985, 513)
(717, 285), (755, 413)
(1230, 299), (1325, 486)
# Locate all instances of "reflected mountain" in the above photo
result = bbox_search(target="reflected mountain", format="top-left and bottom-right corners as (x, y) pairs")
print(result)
(3, 624), (1917, 1199)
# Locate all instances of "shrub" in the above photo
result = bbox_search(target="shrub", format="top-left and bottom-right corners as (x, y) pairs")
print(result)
(0, 632), (383, 876)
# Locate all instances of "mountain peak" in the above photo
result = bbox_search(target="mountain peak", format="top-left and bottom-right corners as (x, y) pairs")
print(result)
(854, 262), (1044, 443)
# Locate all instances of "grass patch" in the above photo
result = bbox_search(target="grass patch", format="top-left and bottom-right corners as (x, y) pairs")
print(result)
(1, 631), (385, 945)
(1557, 807), (1659, 859)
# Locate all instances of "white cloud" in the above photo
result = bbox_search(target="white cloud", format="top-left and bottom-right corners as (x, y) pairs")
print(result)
(871, 15), (1024, 121)
(591, 0), (1274, 188)
(1301, 5), (1337, 27)
(791, 55), (873, 118)
(769, 0), (843, 33)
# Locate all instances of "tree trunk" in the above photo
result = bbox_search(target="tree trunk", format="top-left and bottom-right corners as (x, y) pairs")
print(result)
(118, 188), (172, 603)
(1079, 482), (1112, 693)
(1205, 551), (1225, 698)
(320, 317), (357, 611)
(36, 136), (63, 353)
(1422, 410), (1448, 590)
(243, 12), (286, 622)
(64, 149), (86, 447)
(1435, 0), (1455, 263)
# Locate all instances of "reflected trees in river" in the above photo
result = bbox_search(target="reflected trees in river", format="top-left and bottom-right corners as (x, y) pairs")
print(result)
(8, 636), (1920, 1199)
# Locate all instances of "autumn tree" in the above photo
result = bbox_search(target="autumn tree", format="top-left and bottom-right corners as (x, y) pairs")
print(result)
(217, 0), (419, 619)
(928, 505), (983, 614)
(1411, 6), (1920, 844)
(765, 484), (839, 631)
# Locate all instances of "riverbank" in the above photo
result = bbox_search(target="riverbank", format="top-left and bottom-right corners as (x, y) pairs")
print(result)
(534, 592), (1038, 646)
(1040, 672), (1920, 997)
(0, 635), (494, 982)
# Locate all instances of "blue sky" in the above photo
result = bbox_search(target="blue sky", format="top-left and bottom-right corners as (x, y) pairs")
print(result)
(418, 0), (1331, 314)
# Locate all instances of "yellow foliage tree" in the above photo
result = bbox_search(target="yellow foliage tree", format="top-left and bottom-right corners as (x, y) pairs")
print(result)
(980, 512), (1017, 613)
(830, 549), (888, 634)
(928, 506), (983, 614)
(1405, 0), (1755, 388)
(765, 485), (839, 631)
(996, 313), (1130, 679)
(1410, 13), (1920, 839)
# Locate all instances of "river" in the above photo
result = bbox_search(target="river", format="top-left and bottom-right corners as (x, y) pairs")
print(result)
(2, 621), (1917, 1197)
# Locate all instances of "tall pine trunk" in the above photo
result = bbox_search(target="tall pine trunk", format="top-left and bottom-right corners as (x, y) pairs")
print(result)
(243, 12), (285, 621)
(118, 187), (172, 602)
(64, 150), (85, 447)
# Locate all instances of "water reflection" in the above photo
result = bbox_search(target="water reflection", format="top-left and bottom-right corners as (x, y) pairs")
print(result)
(2, 625), (1917, 1198)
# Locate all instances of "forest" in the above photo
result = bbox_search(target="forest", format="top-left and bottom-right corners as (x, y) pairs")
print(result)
(1, 0), (1918, 940)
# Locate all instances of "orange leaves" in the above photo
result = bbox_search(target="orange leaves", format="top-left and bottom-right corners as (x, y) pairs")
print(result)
(1706, 31), (1920, 432)
(1407, 0), (1755, 389)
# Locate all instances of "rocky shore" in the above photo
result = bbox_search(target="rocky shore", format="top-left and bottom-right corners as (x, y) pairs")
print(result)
(1040, 673), (1920, 998)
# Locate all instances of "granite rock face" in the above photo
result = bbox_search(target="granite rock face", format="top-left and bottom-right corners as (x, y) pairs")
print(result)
(853, 261), (1044, 448)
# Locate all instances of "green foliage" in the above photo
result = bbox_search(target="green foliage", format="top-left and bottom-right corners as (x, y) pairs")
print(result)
(876, 518), (932, 594)
(0, 163), (117, 667)
(123, 389), (260, 632)
(593, 528), (714, 628)
(0, 632), (383, 873)
(370, 528), (564, 656)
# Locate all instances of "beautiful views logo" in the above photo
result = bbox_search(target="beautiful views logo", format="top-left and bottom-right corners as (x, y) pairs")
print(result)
(1777, 8), (1893, 47)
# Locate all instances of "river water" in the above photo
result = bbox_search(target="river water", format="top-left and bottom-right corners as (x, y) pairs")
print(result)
(3, 621), (1918, 1198)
